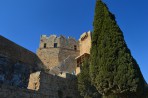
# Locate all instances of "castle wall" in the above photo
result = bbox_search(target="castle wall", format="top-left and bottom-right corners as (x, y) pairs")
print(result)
(37, 35), (80, 72)
(38, 35), (79, 50)
(75, 31), (92, 75)
(28, 71), (81, 98)
(0, 36), (43, 88)
(0, 35), (81, 98)
(0, 35), (42, 66)
(79, 31), (92, 55)
(39, 35), (61, 48)
(0, 72), (81, 98)
(58, 48), (79, 73)
(37, 48), (60, 69)
(60, 36), (79, 50)
(0, 85), (52, 98)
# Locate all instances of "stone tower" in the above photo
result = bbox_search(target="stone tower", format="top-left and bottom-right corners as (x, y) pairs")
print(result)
(75, 31), (92, 75)
(37, 35), (80, 73)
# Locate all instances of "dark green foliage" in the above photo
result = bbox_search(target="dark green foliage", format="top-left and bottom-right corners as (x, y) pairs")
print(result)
(90, 0), (145, 97)
(102, 95), (119, 98)
(78, 58), (101, 98)
(58, 90), (63, 98)
(146, 85), (148, 96)
(66, 97), (72, 98)
(143, 84), (148, 98)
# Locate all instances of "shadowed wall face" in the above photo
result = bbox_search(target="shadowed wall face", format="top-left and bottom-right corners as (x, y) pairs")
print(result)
(0, 35), (41, 65)
(0, 55), (31, 88)
(0, 35), (88, 98)
(0, 36), (42, 88)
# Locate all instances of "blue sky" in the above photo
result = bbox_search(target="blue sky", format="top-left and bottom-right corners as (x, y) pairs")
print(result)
(0, 0), (148, 82)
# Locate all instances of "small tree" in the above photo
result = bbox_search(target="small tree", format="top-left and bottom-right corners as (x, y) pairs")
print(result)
(90, 0), (145, 97)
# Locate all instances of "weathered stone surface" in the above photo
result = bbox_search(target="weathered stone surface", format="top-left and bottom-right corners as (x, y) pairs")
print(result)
(37, 35), (80, 74)
(0, 36), (44, 88)
(0, 71), (81, 98)
(79, 31), (92, 55)
(50, 55), (78, 75)
(0, 86), (47, 98)
(0, 55), (33, 88)
(0, 35), (43, 68)
(28, 71), (40, 91)
(0, 33), (92, 98)
(28, 71), (81, 98)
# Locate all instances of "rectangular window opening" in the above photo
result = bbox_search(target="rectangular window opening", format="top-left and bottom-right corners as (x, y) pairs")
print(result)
(74, 45), (77, 50)
(54, 43), (58, 48)
(44, 43), (47, 48)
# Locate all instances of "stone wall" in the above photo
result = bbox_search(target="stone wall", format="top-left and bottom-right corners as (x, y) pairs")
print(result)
(39, 35), (79, 50)
(0, 36), (44, 88)
(58, 48), (79, 73)
(0, 72), (81, 98)
(0, 85), (50, 98)
(0, 55), (33, 88)
(28, 71), (81, 98)
(0, 36), (42, 66)
(37, 48), (60, 69)
(39, 35), (61, 48)
(37, 35), (80, 72)
(79, 31), (92, 55)
(75, 31), (92, 75)
(0, 35), (81, 98)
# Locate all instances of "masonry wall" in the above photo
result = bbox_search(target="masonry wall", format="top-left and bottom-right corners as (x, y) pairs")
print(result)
(0, 35), (81, 98)
(75, 31), (92, 75)
(0, 72), (81, 98)
(0, 85), (50, 98)
(39, 35), (79, 50)
(28, 71), (81, 98)
(0, 36), (43, 88)
(0, 35), (43, 67)
(37, 35), (80, 71)
(79, 31), (92, 55)
(39, 35), (61, 48)
(37, 48), (60, 69)
(58, 48), (79, 73)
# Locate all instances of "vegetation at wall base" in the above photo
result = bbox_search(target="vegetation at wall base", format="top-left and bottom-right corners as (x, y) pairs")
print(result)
(78, 58), (101, 98)
(102, 95), (119, 98)
(90, 0), (146, 97)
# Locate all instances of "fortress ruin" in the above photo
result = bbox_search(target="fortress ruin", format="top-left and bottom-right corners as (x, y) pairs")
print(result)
(37, 31), (92, 75)
(0, 31), (92, 98)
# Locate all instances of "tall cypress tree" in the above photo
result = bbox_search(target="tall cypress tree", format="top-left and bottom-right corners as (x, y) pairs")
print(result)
(90, 0), (145, 97)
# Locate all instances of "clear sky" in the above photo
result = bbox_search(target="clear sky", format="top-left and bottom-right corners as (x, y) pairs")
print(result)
(0, 0), (148, 83)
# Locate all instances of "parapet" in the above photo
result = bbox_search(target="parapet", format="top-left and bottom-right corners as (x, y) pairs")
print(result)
(41, 35), (47, 37)
(79, 31), (92, 55)
(38, 34), (79, 50)
(79, 31), (91, 41)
